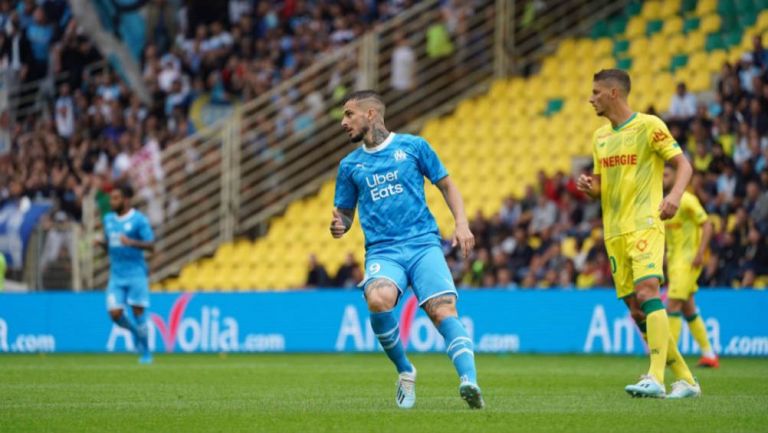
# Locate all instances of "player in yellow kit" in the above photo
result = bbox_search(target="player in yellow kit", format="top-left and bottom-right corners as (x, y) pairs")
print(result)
(663, 166), (718, 368)
(577, 69), (700, 399)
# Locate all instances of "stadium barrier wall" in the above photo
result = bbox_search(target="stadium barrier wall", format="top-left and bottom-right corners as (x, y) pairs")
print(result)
(0, 290), (766, 356)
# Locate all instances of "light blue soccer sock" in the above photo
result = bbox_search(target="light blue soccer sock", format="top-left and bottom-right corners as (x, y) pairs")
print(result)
(133, 312), (150, 355)
(370, 311), (413, 374)
(438, 317), (477, 384)
(114, 312), (139, 338)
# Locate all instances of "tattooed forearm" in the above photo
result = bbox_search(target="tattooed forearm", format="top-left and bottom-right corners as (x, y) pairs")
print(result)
(337, 208), (355, 230)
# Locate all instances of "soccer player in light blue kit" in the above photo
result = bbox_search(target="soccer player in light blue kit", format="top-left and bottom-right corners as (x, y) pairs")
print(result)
(331, 91), (484, 409)
(100, 184), (155, 364)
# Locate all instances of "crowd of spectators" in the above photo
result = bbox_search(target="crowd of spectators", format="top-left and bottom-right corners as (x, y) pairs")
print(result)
(0, 0), (422, 277)
(309, 35), (768, 290)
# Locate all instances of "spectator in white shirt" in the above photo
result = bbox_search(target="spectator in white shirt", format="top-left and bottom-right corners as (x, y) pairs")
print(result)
(668, 82), (697, 122)
(54, 83), (74, 140)
(390, 33), (415, 92)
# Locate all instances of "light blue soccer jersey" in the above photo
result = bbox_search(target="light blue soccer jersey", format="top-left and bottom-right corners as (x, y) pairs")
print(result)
(103, 209), (154, 281)
(334, 133), (448, 249)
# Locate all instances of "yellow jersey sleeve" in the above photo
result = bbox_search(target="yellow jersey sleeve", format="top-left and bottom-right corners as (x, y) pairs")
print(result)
(646, 115), (682, 161)
(684, 192), (709, 225)
(592, 130), (601, 175)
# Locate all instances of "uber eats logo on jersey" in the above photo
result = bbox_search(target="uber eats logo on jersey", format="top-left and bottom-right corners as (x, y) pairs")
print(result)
(365, 170), (404, 201)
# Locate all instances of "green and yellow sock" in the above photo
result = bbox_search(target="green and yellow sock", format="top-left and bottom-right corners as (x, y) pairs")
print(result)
(686, 313), (715, 358)
(668, 311), (683, 345)
(642, 298), (669, 384)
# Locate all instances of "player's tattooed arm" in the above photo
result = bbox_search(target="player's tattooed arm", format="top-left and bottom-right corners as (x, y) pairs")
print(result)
(120, 235), (155, 252)
(330, 207), (355, 238)
(436, 177), (475, 258)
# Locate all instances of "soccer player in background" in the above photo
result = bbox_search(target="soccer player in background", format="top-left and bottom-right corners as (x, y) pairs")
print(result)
(331, 91), (483, 409)
(662, 166), (719, 368)
(577, 69), (701, 399)
(99, 184), (155, 364)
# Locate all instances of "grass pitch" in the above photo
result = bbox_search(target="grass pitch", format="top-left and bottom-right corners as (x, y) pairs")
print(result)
(1, 353), (767, 433)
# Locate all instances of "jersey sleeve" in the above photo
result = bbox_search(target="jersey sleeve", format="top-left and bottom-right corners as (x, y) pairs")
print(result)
(591, 131), (601, 175)
(415, 137), (448, 184)
(138, 214), (155, 242)
(686, 193), (709, 225)
(647, 115), (682, 161)
(333, 162), (358, 210)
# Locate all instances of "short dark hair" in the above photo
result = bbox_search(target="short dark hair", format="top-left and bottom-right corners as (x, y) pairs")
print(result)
(593, 69), (631, 95)
(344, 90), (384, 106)
(117, 183), (134, 199)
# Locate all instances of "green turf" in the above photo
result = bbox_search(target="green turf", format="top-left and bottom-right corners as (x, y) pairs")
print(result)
(1, 354), (767, 433)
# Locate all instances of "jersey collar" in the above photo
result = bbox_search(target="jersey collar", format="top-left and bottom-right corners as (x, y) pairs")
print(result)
(361, 132), (395, 153)
(612, 112), (637, 132)
(116, 208), (135, 222)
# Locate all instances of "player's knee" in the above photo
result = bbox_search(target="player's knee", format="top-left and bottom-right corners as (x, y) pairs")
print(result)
(682, 297), (697, 316)
(423, 294), (457, 326)
(666, 299), (683, 313)
(365, 280), (399, 312)
(630, 308), (646, 325)
(108, 309), (123, 322)
(634, 279), (660, 304)
(132, 306), (145, 318)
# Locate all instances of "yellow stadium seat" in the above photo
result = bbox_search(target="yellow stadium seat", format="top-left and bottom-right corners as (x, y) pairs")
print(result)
(628, 38), (650, 58)
(696, 0), (716, 15)
(662, 16), (683, 35)
(660, 0), (681, 18)
(700, 14), (721, 33)
(708, 50), (727, 72)
(641, 0), (662, 19)
(685, 31), (706, 53)
(758, 11), (768, 32)
(625, 16), (647, 39)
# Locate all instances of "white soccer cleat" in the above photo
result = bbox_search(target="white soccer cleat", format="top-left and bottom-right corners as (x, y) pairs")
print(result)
(396, 368), (416, 409)
(667, 380), (701, 399)
(625, 374), (666, 398)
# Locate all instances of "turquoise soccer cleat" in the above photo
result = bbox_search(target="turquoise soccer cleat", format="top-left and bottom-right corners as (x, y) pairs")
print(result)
(139, 353), (153, 365)
(396, 368), (416, 409)
(459, 381), (485, 409)
(625, 375), (666, 398)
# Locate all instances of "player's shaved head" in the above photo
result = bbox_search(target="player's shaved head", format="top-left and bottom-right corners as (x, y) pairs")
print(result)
(593, 69), (631, 97)
(344, 90), (386, 116)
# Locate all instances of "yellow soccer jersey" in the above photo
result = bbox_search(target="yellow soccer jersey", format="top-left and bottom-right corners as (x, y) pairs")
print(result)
(592, 113), (682, 239)
(665, 191), (708, 264)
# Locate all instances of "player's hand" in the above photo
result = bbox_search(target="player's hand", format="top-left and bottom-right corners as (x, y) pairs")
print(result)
(659, 193), (681, 220)
(692, 252), (704, 268)
(120, 235), (135, 247)
(452, 223), (475, 259)
(576, 174), (593, 194)
(330, 209), (347, 239)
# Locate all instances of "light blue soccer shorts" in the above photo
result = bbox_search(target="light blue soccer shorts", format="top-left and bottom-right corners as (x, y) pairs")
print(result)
(106, 277), (150, 310)
(360, 239), (457, 306)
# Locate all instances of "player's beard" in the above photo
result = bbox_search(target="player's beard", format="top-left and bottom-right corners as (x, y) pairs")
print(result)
(114, 202), (126, 215)
(350, 125), (368, 143)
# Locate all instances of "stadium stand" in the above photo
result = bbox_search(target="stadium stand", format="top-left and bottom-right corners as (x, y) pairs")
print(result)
(0, 0), (420, 288)
(163, 0), (768, 292)
(1, 0), (766, 292)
